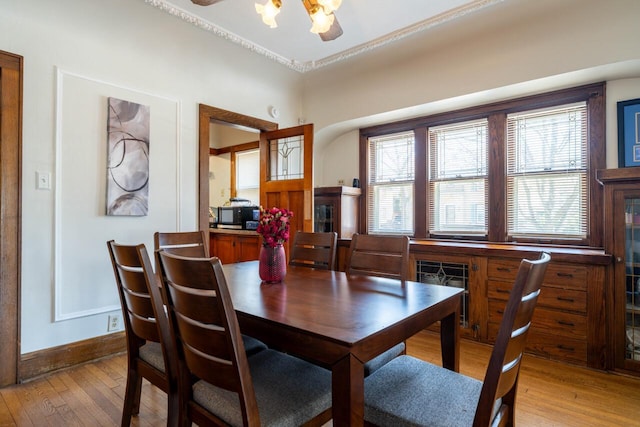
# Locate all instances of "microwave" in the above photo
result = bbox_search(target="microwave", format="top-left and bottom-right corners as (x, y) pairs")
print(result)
(218, 206), (260, 229)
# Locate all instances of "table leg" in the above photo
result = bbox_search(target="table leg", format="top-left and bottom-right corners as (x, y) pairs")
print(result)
(332, 353), (365, 427)
(440, 302), (460, 372)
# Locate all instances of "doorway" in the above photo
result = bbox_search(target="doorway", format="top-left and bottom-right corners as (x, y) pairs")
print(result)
(198, 104), (278, 236)
(0, 50), (23, 386)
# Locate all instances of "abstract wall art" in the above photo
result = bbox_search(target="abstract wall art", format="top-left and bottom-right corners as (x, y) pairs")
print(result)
(106, 97), (150, 215)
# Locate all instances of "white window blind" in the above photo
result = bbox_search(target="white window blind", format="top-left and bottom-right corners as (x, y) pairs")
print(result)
(367, 132), (414, 234)
(506, 102), (588, 239)
(428, 119), (488, 236)
(236, 149), (260, 203)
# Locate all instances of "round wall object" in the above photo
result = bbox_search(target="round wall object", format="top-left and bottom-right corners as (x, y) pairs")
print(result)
(268, 106), (280, 118)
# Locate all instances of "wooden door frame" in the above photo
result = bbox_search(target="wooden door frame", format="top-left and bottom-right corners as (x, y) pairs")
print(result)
(198, 105), (278, 237)
(0, 50), (23, 386)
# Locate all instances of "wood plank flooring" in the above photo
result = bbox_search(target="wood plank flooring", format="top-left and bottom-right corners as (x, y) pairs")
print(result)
(1, 330), (639, 426)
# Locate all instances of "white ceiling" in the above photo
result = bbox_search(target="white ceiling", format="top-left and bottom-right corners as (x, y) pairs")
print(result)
(145, 0), (505, 72)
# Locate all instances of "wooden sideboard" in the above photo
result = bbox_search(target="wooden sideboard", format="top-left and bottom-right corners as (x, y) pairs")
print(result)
(336, 239), (612, 371)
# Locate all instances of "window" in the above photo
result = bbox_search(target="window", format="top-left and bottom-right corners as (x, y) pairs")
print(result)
(367, 132), (415, 234)
(236, 149), (260, 203)
(360, 83), (605, 247)
(428, 119), (488, 236)
(506, 103), (588, 239)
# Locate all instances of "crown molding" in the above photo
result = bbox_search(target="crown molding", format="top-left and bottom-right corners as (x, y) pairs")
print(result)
(144, 0), (504, 73)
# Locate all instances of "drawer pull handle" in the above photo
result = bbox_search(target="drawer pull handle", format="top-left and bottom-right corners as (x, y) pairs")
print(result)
(496, 310), (504, 314)
(497, 267), (511, 272)
(496, 289), (510, 294)
(558, 320), (575, 327)
(556, 272), (574, 278)
(557, 297), (575, 302)
(558, 344), (575, 352)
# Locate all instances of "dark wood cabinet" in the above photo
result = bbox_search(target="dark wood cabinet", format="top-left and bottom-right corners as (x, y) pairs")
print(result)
(209, 230), (260, 264)
(598, 168), (640, 374)
(336, 238), (609, 369)
(411, 244), (608, 370)
(314, 186), (360, 238)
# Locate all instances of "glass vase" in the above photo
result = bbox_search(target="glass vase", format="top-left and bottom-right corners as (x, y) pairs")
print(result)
(259, 244), (286, 283)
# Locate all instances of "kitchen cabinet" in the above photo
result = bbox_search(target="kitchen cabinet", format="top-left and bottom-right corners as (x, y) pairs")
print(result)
(598, 167), (640, 374)
(314, 186), (360, 238)
(210, 230), (260, 264)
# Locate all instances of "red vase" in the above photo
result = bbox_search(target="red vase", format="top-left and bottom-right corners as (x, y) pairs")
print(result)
(259, 244), (287, 283)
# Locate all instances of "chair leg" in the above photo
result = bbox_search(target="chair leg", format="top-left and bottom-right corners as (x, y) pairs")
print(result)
(121, 368), (143, 426)
(166, 389), (180, 427)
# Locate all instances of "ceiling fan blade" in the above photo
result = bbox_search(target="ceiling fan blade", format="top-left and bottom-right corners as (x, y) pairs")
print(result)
(190, 0), (225, 5)
(319, 16), (343, 41)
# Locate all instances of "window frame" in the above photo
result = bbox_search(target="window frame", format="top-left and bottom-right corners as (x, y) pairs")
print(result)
(359, 82), (606, 248)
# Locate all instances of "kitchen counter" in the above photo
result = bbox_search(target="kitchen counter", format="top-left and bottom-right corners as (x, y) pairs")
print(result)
(209, 228), (259, 236)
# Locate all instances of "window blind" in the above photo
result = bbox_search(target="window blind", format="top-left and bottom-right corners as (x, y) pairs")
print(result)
(428, 119), (488, 236)
(506, 102), (588, 239)
(367, 132), (415, 234)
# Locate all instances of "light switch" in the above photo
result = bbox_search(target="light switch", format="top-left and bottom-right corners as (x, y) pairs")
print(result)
(36, 171), (51, 190)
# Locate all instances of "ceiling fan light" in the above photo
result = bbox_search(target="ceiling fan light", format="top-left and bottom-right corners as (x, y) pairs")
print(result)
(255, 0), (281, 28)
(317, 0), (342, 13)
(309, 7), (334, 34)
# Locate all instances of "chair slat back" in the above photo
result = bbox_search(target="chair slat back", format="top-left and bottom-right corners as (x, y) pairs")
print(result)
(108, 241), (166, 344)
(474, 252), (550, 427)
(107, 240), (180, 426)
(345, 233), (410, 281)
(154, 231), (208, 257)
(289, 231), (337, 270)
(156, 251), (259, 424)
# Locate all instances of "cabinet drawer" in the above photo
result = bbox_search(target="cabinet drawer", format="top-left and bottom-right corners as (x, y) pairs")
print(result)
(531, 307), (587, 339)
(487, 323), (587, 365)
(488, 303), (586, 339)
(527, 331), (587, 365)
(487, 259), (520, 280)
(488, 280), (586, 313)
(543, 263), (587, 290)
(488, 259), (587, 291)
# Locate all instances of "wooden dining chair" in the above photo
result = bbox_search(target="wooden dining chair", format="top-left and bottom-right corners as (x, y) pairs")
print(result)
(154, 230), (209, 257)
(155, 250), (333, 427)
(106, 240), (178, 427)
(289, 231), (338, 270)
(364, 252), (551, 427)
(345, 233), (411, 375)
(154, 230), (268, 356)
(345, 233), (411, 281)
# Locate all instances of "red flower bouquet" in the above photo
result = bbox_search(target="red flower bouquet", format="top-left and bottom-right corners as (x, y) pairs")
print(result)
(256, 207), (293, 248)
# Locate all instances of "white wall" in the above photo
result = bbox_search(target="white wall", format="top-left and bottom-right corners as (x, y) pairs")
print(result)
(306, 0), (640, 185)
(2, 0), (302, 353)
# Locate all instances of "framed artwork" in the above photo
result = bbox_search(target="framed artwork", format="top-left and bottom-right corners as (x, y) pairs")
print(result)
(617, 97), (640, 168)
(106, 97), (150, 215)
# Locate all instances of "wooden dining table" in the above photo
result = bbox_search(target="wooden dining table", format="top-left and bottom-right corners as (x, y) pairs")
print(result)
(222, 261), (463, 427)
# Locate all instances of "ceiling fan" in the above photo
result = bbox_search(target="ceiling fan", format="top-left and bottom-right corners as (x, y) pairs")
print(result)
(190, 0), (344, 41)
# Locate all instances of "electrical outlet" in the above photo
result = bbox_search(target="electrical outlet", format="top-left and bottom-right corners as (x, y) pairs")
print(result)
(107, 314), (121, 332)
(338, 179), (345, 185)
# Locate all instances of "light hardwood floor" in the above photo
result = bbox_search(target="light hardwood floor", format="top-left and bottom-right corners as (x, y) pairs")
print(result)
(1, 330), (639, 426)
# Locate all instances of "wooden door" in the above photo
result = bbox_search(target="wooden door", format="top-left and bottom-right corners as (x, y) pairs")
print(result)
(0, 51), (22, 386)
(260, 124), (314, 257)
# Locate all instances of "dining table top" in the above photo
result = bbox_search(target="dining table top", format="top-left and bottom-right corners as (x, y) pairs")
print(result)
(223, 260), (463, 351)
(222, 260), (463, 426)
